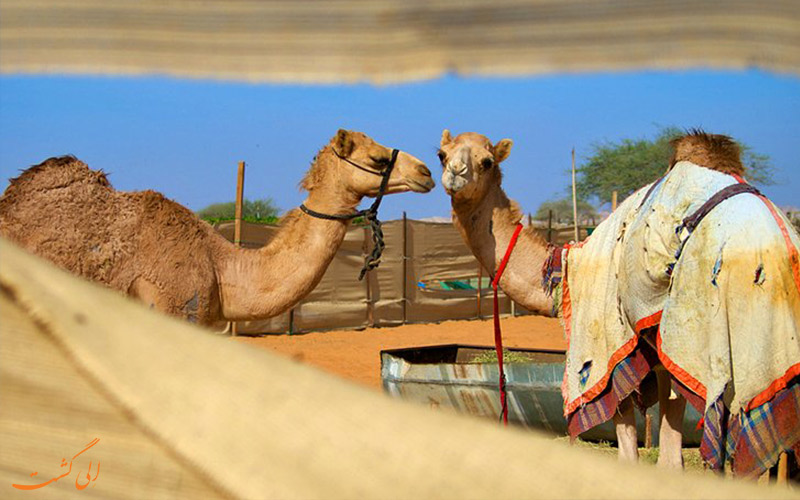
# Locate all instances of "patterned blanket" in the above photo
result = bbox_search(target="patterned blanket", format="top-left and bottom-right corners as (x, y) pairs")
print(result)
(561, 161), (800, 476)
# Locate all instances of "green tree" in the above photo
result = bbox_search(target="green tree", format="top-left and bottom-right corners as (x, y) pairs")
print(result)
(534, 197), (598, 225)
(196, 198), (280, 224)
(576, 127), (775, 206)
(785, 208), (800, 233)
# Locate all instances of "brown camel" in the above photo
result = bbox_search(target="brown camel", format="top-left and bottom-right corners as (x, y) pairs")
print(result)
(0, 129), (434, 326)
(439, 129), (800, 476)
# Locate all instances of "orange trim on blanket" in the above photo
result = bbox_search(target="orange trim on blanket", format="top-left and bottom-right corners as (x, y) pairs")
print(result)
(655, 324), (708, 400)
(634, 310), (662, 333)
(746, 362), (800, 411)
(564, 335), (639, 415)
(565, 310), (664, 416)
(562, 246), (574, 346)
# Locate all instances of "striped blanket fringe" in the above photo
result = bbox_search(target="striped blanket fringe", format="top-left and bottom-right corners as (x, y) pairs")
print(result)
(567, 341), (800, 478)
(566, 341), (658, 437)
(697, 377), (800, 478)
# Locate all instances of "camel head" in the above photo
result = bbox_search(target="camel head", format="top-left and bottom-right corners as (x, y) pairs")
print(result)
(319, 129), (435, 197)
(438, 130), (513, 204)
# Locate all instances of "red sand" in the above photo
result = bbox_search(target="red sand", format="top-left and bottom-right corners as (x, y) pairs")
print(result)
(236, 315), (566, 390)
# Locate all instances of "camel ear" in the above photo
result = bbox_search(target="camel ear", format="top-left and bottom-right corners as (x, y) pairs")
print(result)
(440, 129), (453, 147)
(494, 138), (513, 163)
(335, 129), (356, 157)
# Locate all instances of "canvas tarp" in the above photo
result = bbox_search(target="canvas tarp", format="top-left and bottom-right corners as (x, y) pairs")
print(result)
(2, 1), (799, 84)
(2, 236), (797, 500)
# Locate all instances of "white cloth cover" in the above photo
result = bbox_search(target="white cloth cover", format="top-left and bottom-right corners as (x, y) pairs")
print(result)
(563, 161), (800, 416)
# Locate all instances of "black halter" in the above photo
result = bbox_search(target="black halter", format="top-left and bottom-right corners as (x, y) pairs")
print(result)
(300, 148), (400, 280)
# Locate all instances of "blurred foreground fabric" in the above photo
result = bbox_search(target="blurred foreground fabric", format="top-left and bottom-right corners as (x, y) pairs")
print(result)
(1, 237), (797, 499)
(2, 0), (799, 83)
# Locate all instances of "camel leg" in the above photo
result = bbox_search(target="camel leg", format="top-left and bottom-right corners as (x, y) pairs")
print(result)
(656, 370), (686, 469)
(614, 397), (639, 463)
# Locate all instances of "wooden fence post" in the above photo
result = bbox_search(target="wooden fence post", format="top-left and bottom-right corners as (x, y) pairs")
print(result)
(231, 160), (245, 337)
(611, 190), (618, 212)
(477, 265), (483, 319)
(547, 209), (553, 243)
(364, 225), (375, 327)
(571, 148), (579, 242)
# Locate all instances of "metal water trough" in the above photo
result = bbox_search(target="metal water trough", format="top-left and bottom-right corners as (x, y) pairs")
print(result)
(381, 344), (703, 445)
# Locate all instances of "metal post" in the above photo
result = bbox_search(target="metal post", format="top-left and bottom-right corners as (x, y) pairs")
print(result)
(402, 211), (408, 325)
(571, 148), (579, 242)
(231, 160), (245, 337)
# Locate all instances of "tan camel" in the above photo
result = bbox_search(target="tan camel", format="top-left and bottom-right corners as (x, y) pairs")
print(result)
(438, 129), (800, 476)
(0, 129), (434, 326)
(439, 131), (554, 317)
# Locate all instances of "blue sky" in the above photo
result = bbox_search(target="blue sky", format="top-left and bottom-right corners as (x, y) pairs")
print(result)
(1, 69), (798, 220)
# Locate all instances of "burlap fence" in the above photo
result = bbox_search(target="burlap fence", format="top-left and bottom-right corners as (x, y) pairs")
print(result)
(215, 218), (590, 334)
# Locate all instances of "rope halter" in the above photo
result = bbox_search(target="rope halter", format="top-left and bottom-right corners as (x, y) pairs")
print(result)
(299, 147), (400, 280)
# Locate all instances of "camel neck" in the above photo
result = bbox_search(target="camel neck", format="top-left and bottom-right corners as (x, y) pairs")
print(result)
(215, 152), (362, 321)
(452, 184), (554, 316)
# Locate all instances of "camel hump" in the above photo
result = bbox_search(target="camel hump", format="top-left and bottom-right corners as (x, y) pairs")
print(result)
(3, 155), (112, 199)
(669, 129), (744, 176)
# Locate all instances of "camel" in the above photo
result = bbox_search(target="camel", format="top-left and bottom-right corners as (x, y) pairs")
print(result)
(438, 129), (800, 477)
(0, 129), (434, 326)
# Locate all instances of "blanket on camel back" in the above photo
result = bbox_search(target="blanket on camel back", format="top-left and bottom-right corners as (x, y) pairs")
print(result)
(561, 160), (800, 476)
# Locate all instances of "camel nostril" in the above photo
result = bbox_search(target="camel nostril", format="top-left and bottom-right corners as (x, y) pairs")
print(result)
(418, 164), (432, 177)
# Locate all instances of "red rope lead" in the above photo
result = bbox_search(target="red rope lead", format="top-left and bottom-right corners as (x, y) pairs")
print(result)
(492, 222), (524, 426)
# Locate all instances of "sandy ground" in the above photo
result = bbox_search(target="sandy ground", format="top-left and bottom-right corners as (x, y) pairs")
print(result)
(235, 314), (566, 390)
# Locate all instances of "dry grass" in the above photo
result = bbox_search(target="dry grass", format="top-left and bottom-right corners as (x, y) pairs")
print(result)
(556, 437), (710, 475)
(471, 348), (533, 364)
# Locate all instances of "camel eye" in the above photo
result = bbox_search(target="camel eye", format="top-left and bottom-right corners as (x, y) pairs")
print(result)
(437, 150), (446, 164)
(370, 156), (390, 168)
(481, 158), (494, 169)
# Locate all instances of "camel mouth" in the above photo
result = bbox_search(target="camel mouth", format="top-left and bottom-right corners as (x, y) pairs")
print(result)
(441, 170), (468, 195)
(408, 177), (435, 193)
